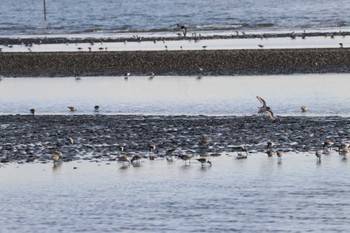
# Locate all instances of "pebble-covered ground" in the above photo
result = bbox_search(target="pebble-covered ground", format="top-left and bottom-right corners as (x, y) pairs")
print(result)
(1, 48), (350, 77)
(0, 115), (348, 164)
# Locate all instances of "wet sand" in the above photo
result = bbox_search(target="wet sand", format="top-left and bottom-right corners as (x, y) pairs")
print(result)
(0, 114), (348, 163)
(1, 48), (350, 77)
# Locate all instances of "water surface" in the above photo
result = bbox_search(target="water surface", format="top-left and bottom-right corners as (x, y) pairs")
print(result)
(1, 152), (350, 232)
(0, 74), (349, 116)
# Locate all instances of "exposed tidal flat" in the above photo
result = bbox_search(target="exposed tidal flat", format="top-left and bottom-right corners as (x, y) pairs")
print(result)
(0, 114), (349, 164)
(1, 48), (350, 77)
(2, 114), (350, 232)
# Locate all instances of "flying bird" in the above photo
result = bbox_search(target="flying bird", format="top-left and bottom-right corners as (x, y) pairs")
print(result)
(257, 96), (276, 122)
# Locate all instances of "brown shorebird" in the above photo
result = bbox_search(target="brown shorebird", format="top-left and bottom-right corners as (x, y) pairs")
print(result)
(30, 108), (35, 115)
(315, 150), (323, 161)
(323, 140), (334, 154)
(179, 153), (193, 164)
(117, 154), (130, 164)
(118, 145), (126, 152)
(196, 157), (212, 167)
(276, 150), (284, 159)
(149, 144), (157, 152)
(267, 141), (275, 149)
(52, 151), (63, 162)
(67, 106), (77, 112)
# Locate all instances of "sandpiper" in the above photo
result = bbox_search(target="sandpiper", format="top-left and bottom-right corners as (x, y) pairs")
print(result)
(179, 153), (193, 164)
(149, 72), (155, 79)
(315, 150), (323, 161)
(149, 144), (157, 153)
(301, 106), (308, 113)
(199, 135), (212, 147)
(52, 151), (63, 162)
(67, 106), (77, 112)
(117, 154), (130, 164)
(30, 108), (35, 115)
(66, 136), (74, 145)
(94, 105), (100, 112)
(196, 157), (212, 167)
(276, 150), (284, 159)
(267, 141), (275, 149)
(176, 24), (187, 37)
(124, 73), (130, 80)
(131, 155), (143, 164)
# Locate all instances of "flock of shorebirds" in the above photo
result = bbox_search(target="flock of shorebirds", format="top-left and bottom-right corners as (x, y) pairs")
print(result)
(32, 95), (347, 167)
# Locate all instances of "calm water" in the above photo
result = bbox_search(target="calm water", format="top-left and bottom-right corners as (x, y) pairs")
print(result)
(0, 0), (350, 36)
(1, 152), (350, 232)
(0, 73), (350, 116)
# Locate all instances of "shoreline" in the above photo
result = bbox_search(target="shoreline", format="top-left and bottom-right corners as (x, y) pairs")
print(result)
(1, 48), (350, 77)
(0, 31), (349, 45)
(0, 115), (348, 164)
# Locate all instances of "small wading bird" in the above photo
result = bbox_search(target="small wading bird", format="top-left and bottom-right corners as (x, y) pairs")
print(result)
(175, 24), (187, 37)
(276, 150), (284, 160)
(94, 105), (100, 112)
(67, 106), (77, 112)
(323, 140), (334, 154)
(149, 72), (155, 79)
(30, 108), (35, 115)
(315, 150), (323, 162)
(52, 151), (63, 162)
(196, 157), (212, 167)
(124, 72), (130, 80)
(256, 96), (276, 122)
(301, 106), (308, 113)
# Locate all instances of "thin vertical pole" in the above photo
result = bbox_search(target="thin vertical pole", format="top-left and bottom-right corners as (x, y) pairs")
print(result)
(43, 0), (47, 21)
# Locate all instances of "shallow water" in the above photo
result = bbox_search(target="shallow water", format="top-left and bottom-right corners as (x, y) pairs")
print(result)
(0, 73), (350, 116)
(1, 152), (350, 232)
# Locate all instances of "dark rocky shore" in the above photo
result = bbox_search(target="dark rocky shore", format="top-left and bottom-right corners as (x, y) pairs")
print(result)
(1, 48), (350, 77)
(0, 115), (348, 164)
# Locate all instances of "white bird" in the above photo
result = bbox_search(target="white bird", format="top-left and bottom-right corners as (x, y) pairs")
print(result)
(301, 106), (308, 113)
(67, 106), (77, 112)
(257, 96), (276, 122)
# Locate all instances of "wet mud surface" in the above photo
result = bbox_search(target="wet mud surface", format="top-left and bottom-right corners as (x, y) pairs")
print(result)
(0, 115), (348, 164)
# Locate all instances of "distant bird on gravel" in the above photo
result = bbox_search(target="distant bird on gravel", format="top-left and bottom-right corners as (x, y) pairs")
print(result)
(124, 73), (130, 80)
(30, 108), (35, 115)
(67, 106), (77, 112)
(176, 24), (187, 37)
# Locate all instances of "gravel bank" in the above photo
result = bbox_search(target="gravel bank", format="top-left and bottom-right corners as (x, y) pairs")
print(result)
(0, 115), (348, 163)
(1, 48), (350, 77)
